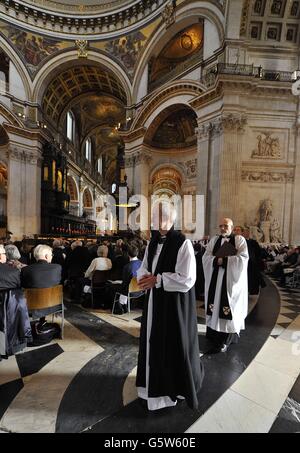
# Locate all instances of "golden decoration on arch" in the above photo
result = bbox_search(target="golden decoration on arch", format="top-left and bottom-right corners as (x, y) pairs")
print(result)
(75, 40), (88, 58)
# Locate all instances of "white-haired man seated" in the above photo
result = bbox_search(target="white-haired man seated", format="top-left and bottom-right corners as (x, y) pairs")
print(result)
(21, 244), (62, 289)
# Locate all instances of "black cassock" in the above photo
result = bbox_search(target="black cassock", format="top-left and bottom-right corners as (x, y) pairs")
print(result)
(136, 229), (204, 410)
(246, 239), (265, 295)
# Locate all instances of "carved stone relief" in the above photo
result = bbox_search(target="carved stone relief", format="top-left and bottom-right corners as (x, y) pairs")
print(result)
(161, 1), (176, 28)
(185, 159), (197, 178)
(251, 132), (281, 159)
(247, 198), (282, 243)
(241, 170), (294, 183)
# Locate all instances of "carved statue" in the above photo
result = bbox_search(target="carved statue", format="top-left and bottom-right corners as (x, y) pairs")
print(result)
(249, 224), (264, 242)
(259, 199), (273, 222)
(270, 218), (282, 243)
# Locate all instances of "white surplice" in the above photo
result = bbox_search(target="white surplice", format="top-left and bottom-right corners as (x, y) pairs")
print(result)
(202, 235), (249, 335)
(136, 239), (196, 411)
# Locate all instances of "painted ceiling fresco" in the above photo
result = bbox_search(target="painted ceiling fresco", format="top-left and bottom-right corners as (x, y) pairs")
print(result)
(149, 22), (204, 84)
(145, 107), (198, 149)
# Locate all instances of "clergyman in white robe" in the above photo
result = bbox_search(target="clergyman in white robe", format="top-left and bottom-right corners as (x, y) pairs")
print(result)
(137, 231), (203, 410)
(202, 234), (249, 347)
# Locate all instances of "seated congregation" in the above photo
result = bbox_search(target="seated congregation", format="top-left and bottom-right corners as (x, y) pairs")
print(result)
(1, 229), (299, 363)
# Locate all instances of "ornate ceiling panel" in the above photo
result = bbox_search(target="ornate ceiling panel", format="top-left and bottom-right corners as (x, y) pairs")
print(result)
(42, 65), (127, 123)
(241, 0), (300, 45)
(72, 94), (125, 138)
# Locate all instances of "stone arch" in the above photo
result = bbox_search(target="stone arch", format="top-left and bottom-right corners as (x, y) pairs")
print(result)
(82, 187), (94, 209)
(0, 101), (24, 130)
(132, 81), (204, 131)
(132, 2), (224, 102)
(151, 166), (183, 197)
(32, 49), (132, 109)
(67, 175), (79, 202)
(143, 102), (198, 149)
(67, 175), (80, 216)
(0, 36), (32, 101)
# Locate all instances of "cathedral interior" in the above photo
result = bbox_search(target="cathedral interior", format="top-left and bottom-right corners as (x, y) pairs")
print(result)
(0, 0), (300, 435)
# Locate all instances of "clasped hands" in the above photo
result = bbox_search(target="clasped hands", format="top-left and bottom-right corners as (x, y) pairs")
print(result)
(138, 274), (157, 290)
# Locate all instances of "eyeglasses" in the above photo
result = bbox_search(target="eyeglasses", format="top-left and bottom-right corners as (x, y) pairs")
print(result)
(0, 252), (6, 255)
(219, 224), (230, 228)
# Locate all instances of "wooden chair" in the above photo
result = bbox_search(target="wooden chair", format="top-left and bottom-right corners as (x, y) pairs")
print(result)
(91, 270), (112, 308)
(24, 285), (64, 339)
(112, 277), (145, 314)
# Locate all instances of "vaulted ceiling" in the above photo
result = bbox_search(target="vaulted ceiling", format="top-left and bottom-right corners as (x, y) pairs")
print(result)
(42, 65), (127, 124)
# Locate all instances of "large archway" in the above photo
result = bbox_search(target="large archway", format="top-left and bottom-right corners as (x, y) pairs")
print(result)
(82, 187), (94, 220)
(67, 175), (79, 216)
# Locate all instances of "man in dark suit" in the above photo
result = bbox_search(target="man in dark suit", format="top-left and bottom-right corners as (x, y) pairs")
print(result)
(21, 244), (61, 288)
(0, 244), (21, 289)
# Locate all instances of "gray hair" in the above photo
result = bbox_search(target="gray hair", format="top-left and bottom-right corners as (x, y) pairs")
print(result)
(53, 239), (63, 248)
(97, 245), (108, 257)
(5, 244), (21, 261)
(34, 244), (52, 261)
(71, 240), (83, 250)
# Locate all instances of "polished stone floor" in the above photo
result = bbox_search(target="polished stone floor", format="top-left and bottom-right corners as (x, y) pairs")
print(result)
(0, 278), (300, 433)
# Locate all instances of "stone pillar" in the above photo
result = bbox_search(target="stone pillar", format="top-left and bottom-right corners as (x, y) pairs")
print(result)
(291, 108), (300, 244)
(208, 119), (223, 236)
(7, 144), (42, 240)
(92, 187), (96, 221)
(78, 176), (84, 217)
(196, 122), (211, 235)
(218, 114), (247, 224)
(123, 129), (150, 232)
(131, 148), (152, 232)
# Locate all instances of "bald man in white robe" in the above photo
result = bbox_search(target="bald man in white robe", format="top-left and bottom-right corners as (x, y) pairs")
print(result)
(202, 218), (249, 353)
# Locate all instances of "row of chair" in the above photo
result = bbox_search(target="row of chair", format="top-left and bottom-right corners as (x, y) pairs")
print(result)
(24, 285), (64, 338)
(24, 273), (145, 341)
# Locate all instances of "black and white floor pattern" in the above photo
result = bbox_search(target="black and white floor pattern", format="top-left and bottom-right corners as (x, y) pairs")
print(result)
(0, 278), (299, 433)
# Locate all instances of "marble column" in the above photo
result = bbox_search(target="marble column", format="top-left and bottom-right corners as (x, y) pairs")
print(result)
(7, 144), (42, 240)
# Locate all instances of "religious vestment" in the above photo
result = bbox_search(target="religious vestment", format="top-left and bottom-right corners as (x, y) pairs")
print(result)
(136, 229), (204, 411)
(246, 238), (265, 295)
(202, 234), (248, 345)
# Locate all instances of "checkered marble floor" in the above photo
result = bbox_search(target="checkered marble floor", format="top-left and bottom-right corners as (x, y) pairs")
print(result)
(1, 279), (299, 433)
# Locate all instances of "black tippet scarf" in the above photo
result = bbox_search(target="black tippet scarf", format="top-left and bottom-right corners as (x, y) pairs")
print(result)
(206, 235), (236, 320)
